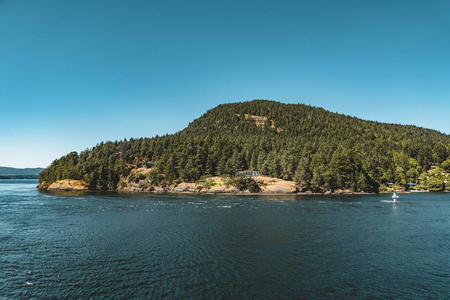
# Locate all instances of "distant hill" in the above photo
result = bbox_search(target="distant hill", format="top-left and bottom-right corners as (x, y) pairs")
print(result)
(0, 167), (44, 179)
(38, 100), (450, 192)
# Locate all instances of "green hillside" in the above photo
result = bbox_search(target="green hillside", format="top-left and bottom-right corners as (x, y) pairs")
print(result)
(39, 100), (450, 192)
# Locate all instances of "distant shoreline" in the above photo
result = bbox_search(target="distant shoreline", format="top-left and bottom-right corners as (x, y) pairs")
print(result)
(0, 175), (39, 179)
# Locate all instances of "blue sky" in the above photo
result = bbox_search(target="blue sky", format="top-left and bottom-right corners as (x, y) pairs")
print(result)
(1, 0), (449, 168)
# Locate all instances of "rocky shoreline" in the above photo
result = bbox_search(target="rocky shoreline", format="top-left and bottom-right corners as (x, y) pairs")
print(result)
(37, 177), (417, 195)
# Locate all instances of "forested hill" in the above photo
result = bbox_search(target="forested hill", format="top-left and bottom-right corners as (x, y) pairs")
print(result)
(39, 100), (450, 192)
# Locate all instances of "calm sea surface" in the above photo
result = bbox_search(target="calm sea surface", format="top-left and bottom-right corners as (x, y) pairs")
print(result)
(1, 179), (449, 299)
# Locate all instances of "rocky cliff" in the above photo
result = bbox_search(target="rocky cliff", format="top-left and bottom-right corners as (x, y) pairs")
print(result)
(38, 180), (88, 191)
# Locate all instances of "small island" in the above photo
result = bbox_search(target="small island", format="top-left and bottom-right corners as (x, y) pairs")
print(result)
(38, 100), (450, 194)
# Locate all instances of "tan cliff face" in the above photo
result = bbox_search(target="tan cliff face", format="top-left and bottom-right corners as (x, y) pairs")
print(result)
(38, 180), (88, 191)
(37, 175), (375, 194)
(253, 176), (298, 193)
(117, 175), (299, 194)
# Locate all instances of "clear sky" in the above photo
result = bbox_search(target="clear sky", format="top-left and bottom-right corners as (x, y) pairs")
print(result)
(1, 0), (449, 168)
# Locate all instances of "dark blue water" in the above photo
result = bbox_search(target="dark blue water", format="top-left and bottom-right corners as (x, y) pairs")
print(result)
(1, 179), (449, 299)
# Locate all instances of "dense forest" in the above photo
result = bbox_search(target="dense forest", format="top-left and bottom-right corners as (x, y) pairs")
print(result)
(39, 100), (450, 192)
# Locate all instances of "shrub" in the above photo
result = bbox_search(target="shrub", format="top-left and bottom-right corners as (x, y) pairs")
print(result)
(198, 178), (215, 189)
(229, 175), (261, 193)
(138, 179), (152, 190)
(118, 180), (127, 188)
(128, 171), (146, 183)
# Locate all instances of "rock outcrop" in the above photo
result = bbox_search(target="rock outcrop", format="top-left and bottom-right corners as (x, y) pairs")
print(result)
(38, 180), (88, 191)
(254, 176), (298, 193)
(38, 176), (376, 195)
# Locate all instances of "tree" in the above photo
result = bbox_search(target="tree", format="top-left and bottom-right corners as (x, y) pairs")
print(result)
(440, 159), (450, 172)
(294, 157), (311, 187)
(427, 177), (445, 192)
(228, 175), (261, 193)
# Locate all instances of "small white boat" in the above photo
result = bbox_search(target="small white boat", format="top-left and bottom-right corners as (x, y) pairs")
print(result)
(392, 192), (399, 203)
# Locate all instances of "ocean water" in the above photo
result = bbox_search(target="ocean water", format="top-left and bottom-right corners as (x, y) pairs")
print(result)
(1, 179), (449, 299)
